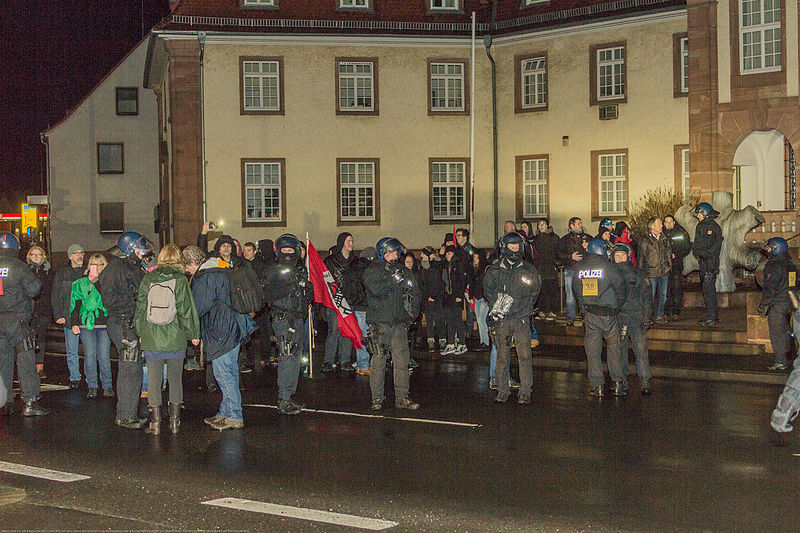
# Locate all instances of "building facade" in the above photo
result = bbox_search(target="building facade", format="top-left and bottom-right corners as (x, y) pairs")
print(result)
(144, 0), (798, 250)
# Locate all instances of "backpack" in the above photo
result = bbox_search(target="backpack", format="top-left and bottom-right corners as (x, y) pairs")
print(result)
(146, 278), (177, 325)
(228, 266), (265, 314)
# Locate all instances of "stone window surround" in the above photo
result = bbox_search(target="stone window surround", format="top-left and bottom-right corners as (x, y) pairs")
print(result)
(240, 0), (278, 9)
(337, 0), (373, 11)
(589, 41), (627, 106)
(672, 33), (689, 98)
(429, 157), (470, 224)
(515, 154), (550, 220)
(730, 0), (786, 89)
(240, 157), (287, 228)
(591, 148), (629, 219)
(336, 158), (381, 226)
(674, 144), (690, 198)
(427, 0), (463, 14)
(97, 142), (124, 174)
(239, 56), (285, 115)
(335, 57), (380, 116)
(515, 52), (549, 113)
(427, 58), (470, 116)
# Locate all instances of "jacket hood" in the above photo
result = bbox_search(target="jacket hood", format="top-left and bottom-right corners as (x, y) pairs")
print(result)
(199, 257), (232, 271)
(151, 264), (184, 279)
(336, 232), (352, 253)
(258, 239), (275, 264)
(614, 221), (629, 237)
(359, 247), (376, 260)
(213, 234), (236, 254)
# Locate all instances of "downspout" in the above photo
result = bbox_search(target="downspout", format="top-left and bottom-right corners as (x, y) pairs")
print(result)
(39, 133), (52, 252)
(484, 0), (499, 244)
(198, 31), (207, 222)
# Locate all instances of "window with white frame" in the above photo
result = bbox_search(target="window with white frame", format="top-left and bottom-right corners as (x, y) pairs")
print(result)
(597, 46), (625, 100)
(680, 37), (689, 93)
(242, 0), (275, 5)
(430, 63), (464, 112)
(681, 149), (690, 200)
(243, 60), (281, 111)
(340, 0), (368, 7)
(523, 0), (549, 4)
(430, 0), (458, 10)
(431, 161), (466, 221)
(338, 61), (374, 112)
(598, 153), (627, 215)
(339, 161), (376, 221)
(245, 161), (283, 222)
(740, 0), (781, 73)
(522, 158), (548, 217)
(522, 57), (547, 108)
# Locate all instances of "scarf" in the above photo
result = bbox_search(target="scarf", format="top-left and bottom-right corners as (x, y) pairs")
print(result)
(69, 277), (107, 330)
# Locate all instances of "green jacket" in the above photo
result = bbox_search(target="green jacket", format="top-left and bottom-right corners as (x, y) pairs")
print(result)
(134, 265), (200, 351)
(69, 277), (107, 330)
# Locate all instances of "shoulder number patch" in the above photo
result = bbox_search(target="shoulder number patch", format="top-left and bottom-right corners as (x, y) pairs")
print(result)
(582, 278), (599, 296)
(790, 272), (796, 287)
(707, 230), (713, 235)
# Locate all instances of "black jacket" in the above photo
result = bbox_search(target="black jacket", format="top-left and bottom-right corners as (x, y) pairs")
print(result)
(571, 253), (627, 314)
(443, 257), (467, 308)
(29, 262), (53, 319)
(483, 257), (541, 319)
(533, 230), (560, 280)
(324, 249), (355, 289)
(616, 260), (651, 319)
(245, 256), (268, 279)
(0, 250), (41, 321)
(95, 255), (146, 318)
(197, 233), (244, 268)
(51, 264), (84, 321)
(262, 259), (315, 317)
(692, 218), (723, 271)
(342, 256), (370, 312)
(665, 223), (691, 260)
(362, 260), (421, 326)
(760, 254), (798, 312)
(557, 232), (587, 270)
(418, 259), (445, 302)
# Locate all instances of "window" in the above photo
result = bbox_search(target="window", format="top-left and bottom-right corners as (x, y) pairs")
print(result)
(336, 59), (378, 115)
(517, 55), (547, 111)
(338, 0), (371, 8)
(242, 159), (286, 227)
(674, 145), (690, 200)
(99, 203), (124, 233)
(597, 46), (625, 100)
(681, 37), (689, 93)
(97, 143), (124, 174)
(429, 0), (459, 10)
(429, 61), (468, 114)
(430, 159), (469, 223)
(522, 0), (549, 5)
(115, 87), (138, 115)
(740, 0), (781, 73)
(241, 0), (277, 7)
(337, 159), (380, 224)
(240, 57), (284, 115)
(591, 150), (628, 218)
(673, 33), (689, 97)
(516, 156), (548, 219)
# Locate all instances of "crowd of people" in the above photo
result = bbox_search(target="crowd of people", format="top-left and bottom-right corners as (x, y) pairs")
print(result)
(10, 199), (800, 432)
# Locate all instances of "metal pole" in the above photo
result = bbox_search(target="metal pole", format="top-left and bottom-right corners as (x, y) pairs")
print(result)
(306, 233), (314, 378)
(484, 0), (499, 244)
(198, 32), (208, 223)
(469, 11), (476, 239)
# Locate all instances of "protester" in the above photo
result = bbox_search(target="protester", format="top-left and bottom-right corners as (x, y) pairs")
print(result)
(322, 232), (356, 373)
(418, 246), (446, 352)
(403, 251), (423, 364)
(557, 217), (586, 327)
(663, 215), (690, 320)
(441, 245), (468, 356)
(469, 251), (490, 351)
(26, 245), (52, 377)
(638, 216), (672, 324)
(343, 247), (374, 374)
(52, 243), (85, 389)
(533, 219), (559, 320)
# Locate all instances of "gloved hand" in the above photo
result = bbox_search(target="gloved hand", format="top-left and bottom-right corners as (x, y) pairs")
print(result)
(391, 269), (405, 284)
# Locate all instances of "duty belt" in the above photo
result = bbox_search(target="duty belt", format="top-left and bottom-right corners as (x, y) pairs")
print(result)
(584, 304), (617, 317)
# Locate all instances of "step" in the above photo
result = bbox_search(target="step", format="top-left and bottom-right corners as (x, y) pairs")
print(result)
(538, 334), (764, 356)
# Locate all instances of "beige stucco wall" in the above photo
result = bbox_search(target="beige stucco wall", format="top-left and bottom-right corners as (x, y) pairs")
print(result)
(199, 13), (687, 250)
(47, 39), (159, 253)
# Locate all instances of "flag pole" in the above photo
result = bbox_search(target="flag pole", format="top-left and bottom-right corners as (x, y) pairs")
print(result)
(469, 10), (476, 240)
(306, 232), (314, 379)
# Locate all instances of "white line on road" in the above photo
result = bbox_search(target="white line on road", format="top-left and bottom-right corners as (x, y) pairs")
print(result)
(242, 403), (481, 428)
(203, 497), (398, 530)
(12, 383), (70, 393)
(0, 461), (90, 482)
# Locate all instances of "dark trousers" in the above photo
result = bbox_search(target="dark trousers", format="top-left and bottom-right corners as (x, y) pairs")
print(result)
(369, 323), (411, 402)
(665, 262), (684, 316)
(423, 300), (445, 340)
(31, 314), (48, 365)
(619, 316), (652, 381)
(273, 315), (304, 401)
(324, 307), (352, 365)
(444, 305), (466, 345)
(769, 300), (794, 365)
(538, 279), (559, 313)
(491, 317), (533, 396)
(0, 317), (40, 405)
(583, 312), (626, 388)
(146, 358), (183, 407)
(107, 316), (143, 420)
(700, 266), (719, 321)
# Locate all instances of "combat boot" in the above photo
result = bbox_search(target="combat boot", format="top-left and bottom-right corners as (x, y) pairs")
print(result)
(168, 402), (181, 434)
(145, 405), (162, 434)
(22, 399), (50, 417)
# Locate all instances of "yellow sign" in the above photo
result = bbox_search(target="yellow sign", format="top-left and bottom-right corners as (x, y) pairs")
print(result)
(21, 204), (37, 235)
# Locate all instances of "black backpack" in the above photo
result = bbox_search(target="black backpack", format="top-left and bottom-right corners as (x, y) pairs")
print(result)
(228, 266), (264, 314)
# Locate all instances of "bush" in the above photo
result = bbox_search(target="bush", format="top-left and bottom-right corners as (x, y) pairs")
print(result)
(627, 187), (698, 241)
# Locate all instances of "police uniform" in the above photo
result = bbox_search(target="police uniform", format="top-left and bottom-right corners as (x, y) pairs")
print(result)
(483, 247), (541, 402)
(572, 245), (627, 395)
(0, 235), (47, 415)
(692, 215), (723, 323)
(759, 244), (798, 369)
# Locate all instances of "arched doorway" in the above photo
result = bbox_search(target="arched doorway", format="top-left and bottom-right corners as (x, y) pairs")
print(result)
(732, 130), (796, 211)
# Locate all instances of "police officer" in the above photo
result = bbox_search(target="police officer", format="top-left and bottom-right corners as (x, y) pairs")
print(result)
(0, 232), (50, 416)
(572, 238), (627, 397)
(262, 234), (314, 415)
(483, 232), (541, 404)
(759, 237), (798, 372)
(362, 237), (421, 411)
(97, 232), (153, 429)
(691, 202), (723, 326)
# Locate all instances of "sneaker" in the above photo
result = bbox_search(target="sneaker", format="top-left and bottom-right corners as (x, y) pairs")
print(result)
(396, 397), (419, 410)
(573, 319), (583, 327)
(698, 319), (720, 326)
(239, 364), (253, 374)
(287, 399), (305, 411)
(86, 388), (98, 399)
(494, 393), (509, 403)
(204, 414), (224, 426)
(371, 398), (384, 411)
(340, 362), (355, 373)
(356, 368), (371, 376)
(102, 388), (116, 399)
(115, 417), (147, 430)
(517, 393), (531, 404)
(509, 379), (520, 389)
(671, 314), (680, 321)
(476, 343), (490, 352)
(69, 380), (80, 390)
(427, 338), (436, 352)
(640, 380), (651, 396)
(440, 344), (456, 356)
(612, 381), (628, 397)
(321, 362), (336, 373)
(546, 312), (557, 321)
(489, 378), (497, 390)
(590, 385), (604, 398)
(454, 344), (468, 355)
(768, 362), (790, 372)
(408, 358), (419, 369)
(278, 399), (302, 415)
(210, 417), (244, 431)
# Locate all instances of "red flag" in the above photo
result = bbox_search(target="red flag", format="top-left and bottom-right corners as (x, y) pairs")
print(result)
(306, 241), (363, 349)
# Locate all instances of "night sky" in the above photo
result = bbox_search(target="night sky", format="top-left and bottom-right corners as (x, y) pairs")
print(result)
(0, 0), (169, 213)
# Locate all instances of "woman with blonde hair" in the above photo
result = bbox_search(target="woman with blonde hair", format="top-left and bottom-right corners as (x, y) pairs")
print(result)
(26, 245), (53, 377)
(69, 253), (113, 399)
(135, 244), (200, 434)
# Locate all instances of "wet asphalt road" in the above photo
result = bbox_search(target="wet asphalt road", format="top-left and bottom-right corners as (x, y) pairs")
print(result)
(0, 351), (798, 532)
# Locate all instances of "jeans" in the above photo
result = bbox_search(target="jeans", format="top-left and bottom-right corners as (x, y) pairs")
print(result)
(619, 317), (652, 381)
(64, 327), (81, 381)
(324, 307), (352, 365)
(444, 305), (466, 345)
(212, 344), (242, 421)
(79, 327), (112, 390)
(564, 270), (577, 322)
(650, 275), (669, 320)
(354, 310), (370, 370)
(474, 298), (490, 346)
(423, 300), (445, 341)
(465, 293), (475, 334)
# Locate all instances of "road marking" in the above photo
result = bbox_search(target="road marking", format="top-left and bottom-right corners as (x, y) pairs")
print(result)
(12, 384), (70, 393)
(0, 461), (90, 482)
(242, 404), (481, 428)
(203, 498), (398, 530)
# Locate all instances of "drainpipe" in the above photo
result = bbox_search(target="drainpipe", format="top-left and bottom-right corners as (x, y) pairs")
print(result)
(484, 0), (499, 244)
(39, 133), (52, 252)
(198, 31), (208, 222)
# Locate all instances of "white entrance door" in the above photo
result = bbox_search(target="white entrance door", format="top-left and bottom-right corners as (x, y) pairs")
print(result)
(733, 130), (786, 211)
